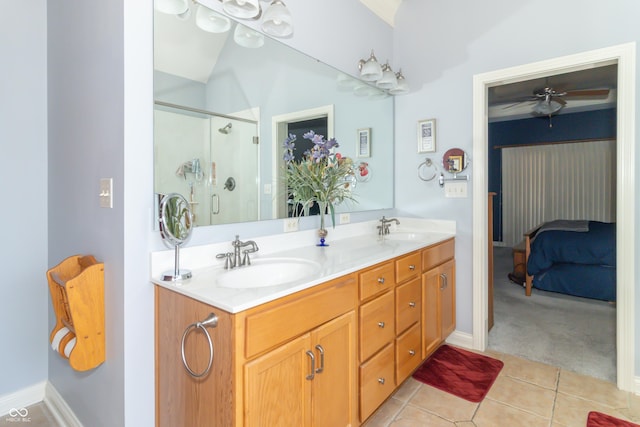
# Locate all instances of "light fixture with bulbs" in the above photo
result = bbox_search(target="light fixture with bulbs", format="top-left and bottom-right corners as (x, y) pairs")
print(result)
(154, 0), (293, 39)
(357, 50), (409, 96)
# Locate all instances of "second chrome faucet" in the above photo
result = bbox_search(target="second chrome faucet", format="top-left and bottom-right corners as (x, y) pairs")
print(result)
(216, 235), (259, 269)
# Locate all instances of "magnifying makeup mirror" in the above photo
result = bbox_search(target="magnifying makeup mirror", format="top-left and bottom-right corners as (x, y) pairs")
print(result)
(159, 193), (194, 281)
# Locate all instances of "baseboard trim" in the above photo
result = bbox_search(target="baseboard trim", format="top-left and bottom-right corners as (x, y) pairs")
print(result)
(445, 330), (473, 349)
(633, 376), (640, 396)
(0, 381), (46, 416)
(45, 382), (83, 427)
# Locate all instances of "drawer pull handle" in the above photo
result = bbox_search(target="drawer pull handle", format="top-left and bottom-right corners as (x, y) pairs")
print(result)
(409, 302), (416, 308)
(181, 313), (218, 378)
(409, 349), (416, 356)
(378, 378), (385, 385)
(409, 264), (416, 271)
(306, 350), (316, 380)
(315, 345), (325, 374)
(377, 277), (385, 284)
(378, 321), (385, 328)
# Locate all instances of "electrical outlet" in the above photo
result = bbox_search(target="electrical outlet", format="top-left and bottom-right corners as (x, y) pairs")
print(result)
(444, 181), (468, 198)
(99, 178), (113, 208)
(339, 213), (350, 224)
(283, 217), (299, 232)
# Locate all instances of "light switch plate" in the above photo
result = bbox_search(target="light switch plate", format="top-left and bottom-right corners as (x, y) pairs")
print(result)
(100, 178), (113, 208)
(444, 181), (468, 198)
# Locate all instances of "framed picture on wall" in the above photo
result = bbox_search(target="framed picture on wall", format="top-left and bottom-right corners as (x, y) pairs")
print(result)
(357, 128), (371, 157)
(417, 118), (436, 153)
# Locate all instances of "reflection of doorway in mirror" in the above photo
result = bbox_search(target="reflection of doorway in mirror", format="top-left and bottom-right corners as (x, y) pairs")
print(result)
(271, 105), (335, 220)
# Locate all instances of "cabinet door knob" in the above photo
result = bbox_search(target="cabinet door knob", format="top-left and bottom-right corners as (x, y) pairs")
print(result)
(377, 277), (385, 284)
(378, 321), (385, 328)
(378, 378), (385, 385)
(409, 264), (415, 271)
(409, 349), (416, 356)
(409, 302), (416, 308)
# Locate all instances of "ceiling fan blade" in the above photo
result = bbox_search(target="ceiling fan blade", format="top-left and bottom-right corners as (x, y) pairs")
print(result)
(563, 89), (610, 98)
(499, 100), (535, 110)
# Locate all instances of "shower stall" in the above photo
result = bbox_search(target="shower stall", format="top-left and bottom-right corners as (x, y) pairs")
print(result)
(154, 102), (260, 226)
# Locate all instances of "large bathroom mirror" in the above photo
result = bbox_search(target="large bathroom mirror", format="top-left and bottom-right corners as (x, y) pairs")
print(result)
(153, 8), (394, 227)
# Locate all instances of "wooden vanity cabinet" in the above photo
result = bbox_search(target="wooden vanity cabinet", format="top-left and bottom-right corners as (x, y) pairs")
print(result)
(155, 286), (235, 427)
(156, 238), (457, 427)
(422, 238), (456, 358)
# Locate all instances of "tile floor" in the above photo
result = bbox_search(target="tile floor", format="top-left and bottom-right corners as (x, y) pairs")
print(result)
(0, 402), (60, 427)
(364, 349), (640, 427)
(3, 349), (639, 427)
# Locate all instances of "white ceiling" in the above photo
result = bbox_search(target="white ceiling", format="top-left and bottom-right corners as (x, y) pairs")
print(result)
(359, 0), (402, 26)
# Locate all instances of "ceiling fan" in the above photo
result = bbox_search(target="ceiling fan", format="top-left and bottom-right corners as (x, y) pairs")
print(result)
(504, 86), (611, 117)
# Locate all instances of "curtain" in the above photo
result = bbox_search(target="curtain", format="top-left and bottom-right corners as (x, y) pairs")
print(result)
(501, 140), (616, 247)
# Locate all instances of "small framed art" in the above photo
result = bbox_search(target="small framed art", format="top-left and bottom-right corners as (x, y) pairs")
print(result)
(357, 128), (371, 157)
(417, 118), (436, 153)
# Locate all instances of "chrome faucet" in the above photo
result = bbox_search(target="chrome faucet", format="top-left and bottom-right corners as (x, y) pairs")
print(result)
(377, 216), (400, 236)
(216, 235), (259, 269)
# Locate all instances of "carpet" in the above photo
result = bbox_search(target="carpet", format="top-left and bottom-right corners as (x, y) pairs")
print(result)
(412, 345), (504, 403)
(587, 412), (640, 427)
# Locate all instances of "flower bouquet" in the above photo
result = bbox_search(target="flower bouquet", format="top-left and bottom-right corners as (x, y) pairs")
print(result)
(283, 131), (357, 244)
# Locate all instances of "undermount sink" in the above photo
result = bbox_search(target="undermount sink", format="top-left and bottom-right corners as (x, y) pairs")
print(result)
(216, 257), (321, 289)
(382, 232), (428, 241)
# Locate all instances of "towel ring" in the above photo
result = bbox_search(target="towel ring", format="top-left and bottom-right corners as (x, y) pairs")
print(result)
(181, 312), (218, 378)
(418, 158), (438, 182)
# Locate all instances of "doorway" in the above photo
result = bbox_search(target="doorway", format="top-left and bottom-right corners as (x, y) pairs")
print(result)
(471, 43), (636, 392)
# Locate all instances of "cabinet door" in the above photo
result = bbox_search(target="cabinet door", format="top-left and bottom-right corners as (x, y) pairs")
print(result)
(422, 268), (442, 358)
(311, 312), (357, 427)
(244, 334), (313, 427)
(440, 259), (456, 339)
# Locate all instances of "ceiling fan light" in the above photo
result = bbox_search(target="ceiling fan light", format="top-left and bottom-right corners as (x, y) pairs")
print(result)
(196, 4), (232, 33)
(234, 23), (265, 48)
(261, 1), (293, 37)
(533, 99), (563, 115)
(376, 62), (397, 90)
(222, 0), (261, 19)
(155, 0), (188, 15)
(358, 51), (383, 82)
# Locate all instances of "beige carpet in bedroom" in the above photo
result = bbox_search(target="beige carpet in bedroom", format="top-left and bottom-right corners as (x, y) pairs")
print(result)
(488, 247), (616, 383)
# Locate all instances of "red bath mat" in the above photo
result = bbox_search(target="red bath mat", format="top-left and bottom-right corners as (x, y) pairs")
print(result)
(412, 345), (503, 402)
(587, 412), (640, 427)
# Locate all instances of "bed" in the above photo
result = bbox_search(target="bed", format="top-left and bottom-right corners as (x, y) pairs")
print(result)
(524, 220), (616, 301)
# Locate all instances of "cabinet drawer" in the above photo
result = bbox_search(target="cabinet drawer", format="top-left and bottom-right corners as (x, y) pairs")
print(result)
(359, 343), (395, 422)
(244, 274), (357, 359)
(395, 251), (421, 284)
(422, 238), (455, 271)
(359, 291), (395, 361)
(395, 322), (422, 384)
(395, 278), (421, 334)
(359, 261), (395, 301)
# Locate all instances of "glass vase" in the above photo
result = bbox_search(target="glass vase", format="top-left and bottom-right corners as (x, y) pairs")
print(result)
(317, 201), (329, 246)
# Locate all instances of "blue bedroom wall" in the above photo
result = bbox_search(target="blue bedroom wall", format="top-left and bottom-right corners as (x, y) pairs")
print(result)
(488, 108), (617, 242)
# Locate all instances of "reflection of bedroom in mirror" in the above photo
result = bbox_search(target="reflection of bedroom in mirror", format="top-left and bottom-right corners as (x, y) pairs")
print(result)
(486, 61), (618, 383)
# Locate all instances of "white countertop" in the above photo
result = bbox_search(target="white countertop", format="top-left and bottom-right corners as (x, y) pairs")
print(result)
(151, 218), (455, 313)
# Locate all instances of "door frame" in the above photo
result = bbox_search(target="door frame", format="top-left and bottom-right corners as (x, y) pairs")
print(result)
(471, 42), (636, 392)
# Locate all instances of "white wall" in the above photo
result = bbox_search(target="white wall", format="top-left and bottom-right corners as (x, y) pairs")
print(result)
(392, 0), (640, 365)
(0, 1), (48, 398)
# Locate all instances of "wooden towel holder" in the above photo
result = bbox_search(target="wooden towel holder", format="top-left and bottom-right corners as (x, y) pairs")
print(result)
(47, 255), (105, 371)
